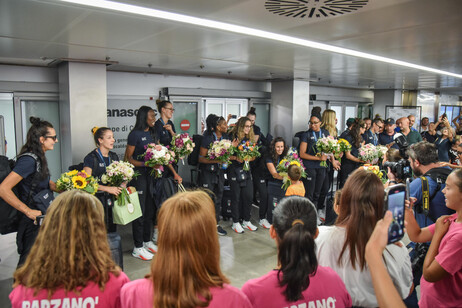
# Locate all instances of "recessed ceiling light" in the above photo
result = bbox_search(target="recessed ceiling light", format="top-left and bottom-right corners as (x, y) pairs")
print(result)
(55, 0), (462, 79)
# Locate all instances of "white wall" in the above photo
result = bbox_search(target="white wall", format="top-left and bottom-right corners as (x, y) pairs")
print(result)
(373, 89), (402, 119)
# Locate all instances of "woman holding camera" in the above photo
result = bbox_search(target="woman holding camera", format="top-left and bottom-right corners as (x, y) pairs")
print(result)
(10, 190), (129, 308)
(0, 117), (58, 267)
(316, 168), (413, 307)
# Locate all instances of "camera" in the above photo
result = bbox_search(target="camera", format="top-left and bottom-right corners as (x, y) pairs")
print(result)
(383, 159), (412, 181)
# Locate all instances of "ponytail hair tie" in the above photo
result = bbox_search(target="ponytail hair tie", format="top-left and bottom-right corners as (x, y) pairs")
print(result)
(91, 126), (99, 135)
(291, 219), (304, 227)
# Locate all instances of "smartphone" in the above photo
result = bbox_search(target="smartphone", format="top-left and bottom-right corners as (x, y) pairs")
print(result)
(36, 215), (45, 226)
(384, 184), (406, 244)
(231, 115), (237, 119)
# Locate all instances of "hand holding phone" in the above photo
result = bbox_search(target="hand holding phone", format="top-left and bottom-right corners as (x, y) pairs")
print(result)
(384, 184), (406, 244)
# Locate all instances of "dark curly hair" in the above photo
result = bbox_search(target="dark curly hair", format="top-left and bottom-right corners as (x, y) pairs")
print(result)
(270, 137), (288, 165)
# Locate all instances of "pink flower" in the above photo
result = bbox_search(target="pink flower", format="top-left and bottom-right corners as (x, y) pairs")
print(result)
(155, 144), (163, 151)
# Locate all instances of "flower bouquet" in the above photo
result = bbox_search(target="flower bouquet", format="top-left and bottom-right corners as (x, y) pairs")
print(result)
(316, 136), (338, 167)
(140, 143), (175, 178)
(170, 133), (195, 165)
(276, 147), (307, 190)
(207, 139), (234, 169)
(359, 144), (380, 164)
(376, 145), (388, 161)
(101, 161), (139, 206)
(363, 164), (387, 184)
(234, 140), (261, 171)
(56, 170), (99, 195)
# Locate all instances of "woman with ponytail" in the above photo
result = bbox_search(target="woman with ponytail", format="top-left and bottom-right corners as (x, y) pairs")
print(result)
(0, 117), (58, 266)
(242, 196), (351, 307)
(83, 127), (121, 234)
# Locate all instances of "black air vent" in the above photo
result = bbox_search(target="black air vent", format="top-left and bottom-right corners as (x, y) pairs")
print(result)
(265, 0), (369, 18)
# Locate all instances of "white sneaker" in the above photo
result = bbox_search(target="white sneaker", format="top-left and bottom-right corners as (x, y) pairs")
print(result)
(144, 241), (158, 254)
(242, 220), (258, 231)
(132, 247), (153, 261)
(152, 228), (159, 244)
(259, 219), (271, 229)
(232, 222), (245, 234)
(317, 208), (325, 219)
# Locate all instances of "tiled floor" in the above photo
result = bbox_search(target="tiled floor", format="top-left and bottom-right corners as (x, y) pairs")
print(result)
(0, 206), (277, 307)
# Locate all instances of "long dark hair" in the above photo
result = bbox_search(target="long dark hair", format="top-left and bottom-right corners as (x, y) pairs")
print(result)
(349, 119), (365, 148)
(132, 106), (157, 141)
(19, 117), (53, 179)
(336, 168), (384, 270)
(205, 114), (218, 135)
(273, 196), (318, 302)
(270, 137), (288, 165)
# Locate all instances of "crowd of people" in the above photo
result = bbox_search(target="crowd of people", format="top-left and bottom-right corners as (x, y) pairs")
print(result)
(1, 103), (462, 307)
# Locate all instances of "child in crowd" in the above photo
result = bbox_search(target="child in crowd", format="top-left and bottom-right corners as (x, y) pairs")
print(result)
(285, 164), (305, 197)
(242, 196), (352, 307)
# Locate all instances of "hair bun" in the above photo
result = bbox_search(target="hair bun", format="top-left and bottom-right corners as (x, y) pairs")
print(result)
(91, 126), (99, 135)
(249, 107), (256, 113)
(29, 116), (41, 126)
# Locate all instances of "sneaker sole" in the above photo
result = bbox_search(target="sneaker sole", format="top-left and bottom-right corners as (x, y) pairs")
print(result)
(145, 247), (157, 254)
(132, 253), (152, 261)
(259, 224), (270, 229)
(232, 228), (244, 234)
(246, 227), (257, 231)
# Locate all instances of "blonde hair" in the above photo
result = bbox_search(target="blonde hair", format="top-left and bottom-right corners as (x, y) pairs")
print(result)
(13, 190), (120, 298)
(151, 190), (229, 308)
(321, 109), (337, 138)
(230, 117), (255, 143)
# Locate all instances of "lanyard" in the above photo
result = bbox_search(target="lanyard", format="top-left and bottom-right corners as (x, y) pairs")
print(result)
(373, 133), (377, 146)
(96, 149), (111, 168)
(213, 132), (223, 142)
(312, 130), (322, 142)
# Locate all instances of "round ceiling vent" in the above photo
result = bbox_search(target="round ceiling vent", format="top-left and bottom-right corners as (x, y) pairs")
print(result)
(265, 0), (369, 18)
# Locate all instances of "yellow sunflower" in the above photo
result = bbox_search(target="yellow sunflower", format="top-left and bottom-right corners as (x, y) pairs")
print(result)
(72, 175), (87, 189)
(289, 160), (301, 167)
(67, 170), (78, 176)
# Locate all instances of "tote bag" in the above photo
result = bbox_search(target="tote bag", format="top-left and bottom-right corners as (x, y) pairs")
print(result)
(113, 189), (142, 225)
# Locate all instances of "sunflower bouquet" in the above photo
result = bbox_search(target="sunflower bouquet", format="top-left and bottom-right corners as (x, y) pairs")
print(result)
(315, 136), (338, 167)
(363, 164), (387, 184)
(140, 143), (175, 178)
(276, 147), (307, 190)
(234, 140), (261, 171)
(207, 139), (234, 168)
(101, 161), (139, 206)
(336, 138), (352, 162)
(56, 170), (99, 195)
(170, 133), (195, 165)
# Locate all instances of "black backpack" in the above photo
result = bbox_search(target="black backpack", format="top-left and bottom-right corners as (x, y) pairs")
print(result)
(187, 134), (203, 166)
(0, 153), (41, 234)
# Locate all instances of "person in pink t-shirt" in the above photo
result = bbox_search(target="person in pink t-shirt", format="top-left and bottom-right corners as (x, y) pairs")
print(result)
(9, 190), (129, 308)
(120, 190), (252, 308)
(405, 168), (462, 307)
(241, 196), (352, 308)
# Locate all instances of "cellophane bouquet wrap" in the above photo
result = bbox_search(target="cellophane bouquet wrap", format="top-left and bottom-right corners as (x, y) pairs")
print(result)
(170, 133), (195, 164)
(140, 143), (175, 177)
(207, 139), (234, 168)
(376, 145), (388, 161)
(315, 136), (338, 167)
(363, 164), (387, 184)
(234, 140), (261, 171)
(336, 138), (352, 162)
(358, 144), (380, 164)
(276, 147), (307, 190)
(56, 170), (99, 195)
(101, 161), (139, 206)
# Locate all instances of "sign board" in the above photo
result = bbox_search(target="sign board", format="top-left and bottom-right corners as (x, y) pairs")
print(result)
(180, 119), (190, 131)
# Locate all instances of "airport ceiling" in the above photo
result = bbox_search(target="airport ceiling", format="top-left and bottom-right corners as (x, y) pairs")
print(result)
(1, 0), (462, 94)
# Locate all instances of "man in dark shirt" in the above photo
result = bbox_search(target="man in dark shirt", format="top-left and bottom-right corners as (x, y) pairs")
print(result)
(339, 118), (355, 139)
(422, 122), (437, 143)
(378, 118), (399, 149)
(364, 118), (383, 145)
(398, 117), (423, 145)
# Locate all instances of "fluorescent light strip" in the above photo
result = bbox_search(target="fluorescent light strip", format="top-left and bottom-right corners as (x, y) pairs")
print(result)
(57, 0), (462, 79)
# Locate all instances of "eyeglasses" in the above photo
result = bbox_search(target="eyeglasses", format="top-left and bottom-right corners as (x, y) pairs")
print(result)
(45, 135), (57, 141)
(165, 107), (175, 111)
(377, 125), (383, 129)
(244, 125), (252, 128)
(309, 121), (321, 125)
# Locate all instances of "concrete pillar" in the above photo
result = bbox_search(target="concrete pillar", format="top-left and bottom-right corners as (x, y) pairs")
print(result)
(271, 80), (310, 145)
(373, 89), (402, 119)
(58, 62), (107, 170)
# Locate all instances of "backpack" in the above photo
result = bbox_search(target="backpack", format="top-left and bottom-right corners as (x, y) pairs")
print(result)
(420, 167), (452, 222)
(0, 153), (41, 234)
(187, 134), (203, 166)
(69, 151), (119, 172)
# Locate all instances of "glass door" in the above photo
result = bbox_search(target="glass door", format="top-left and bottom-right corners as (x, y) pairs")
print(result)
(21, 100), (62, 181)
(0, 93), (16, 157)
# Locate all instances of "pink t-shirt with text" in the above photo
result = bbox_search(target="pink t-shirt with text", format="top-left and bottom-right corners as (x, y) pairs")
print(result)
(420, 213), (462, 307)
(241, 267), (352, 308)
(120, 278), (252, 308)
(9, 272), (130, 308)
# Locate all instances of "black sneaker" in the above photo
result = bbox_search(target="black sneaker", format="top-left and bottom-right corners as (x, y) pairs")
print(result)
(217, 225), (227, 236)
